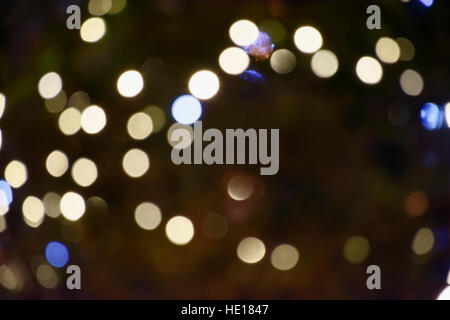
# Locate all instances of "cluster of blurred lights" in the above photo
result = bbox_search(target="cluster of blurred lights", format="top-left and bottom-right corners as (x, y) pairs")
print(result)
(1, 5), (446, 293)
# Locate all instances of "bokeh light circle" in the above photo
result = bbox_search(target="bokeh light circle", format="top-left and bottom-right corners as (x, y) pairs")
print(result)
(45, 242), (69, 268)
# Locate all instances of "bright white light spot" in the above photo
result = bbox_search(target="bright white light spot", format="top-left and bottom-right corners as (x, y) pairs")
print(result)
(171, 95), (202, 125)
(71, 158), (98, 187)
(294, 26), (323, 54)
(5, 160), (28, 189)
(437, 286), (450, 300)
(22, 196), (45, 228)
(60, 192), (86, 221)
(58, 107), (82, 135)
(375, 37), (400, 64)
(229, 19), (259, 46)
(38, 72), (63, 99)
(219, 47), (250, 75)
(80, 17), (106, 43)
(311, 49), (339, 78)
(46, 150), (69, 178)
(356, 56), (383, 85)
(165, 216), (194, 245)
(135, 202), (162, 230)
(117, 70), (144, 98)
(81, 105), (107, 134)
(122, 148), (150, 178)
(0, 93), (6, 119)
(127, 112), (153, 140)
(188, 70), (220, 100)
(237, 237), (266, 264)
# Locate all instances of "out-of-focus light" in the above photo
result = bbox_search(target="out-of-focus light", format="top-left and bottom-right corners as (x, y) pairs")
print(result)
(356, 56), (383, 85)
(127, 112), (153, 140)
(117, 70), (144, 98)
(0, 216), (6, 233)
(58, 107), (82, 135)
(122, 148), (150, 178)
(135, 202), (162, 230)
(5, 160), (28, 189)
(270, 49), (297, 74)
(88, 0), (112, 16)
(437, 286), (450, 300)
(80, 17), (106, 43)
(293, 26), (323, 54)
(143, 105), (165, 133)
(375, 37), (400, 64)
(0, 93), (6, 119)
(22, 196), (45, 228)
(45, 241), (69, 268)
(447, 269), (450, 285)
(396, 37), (415, 61)
(43, 192), (61, 218)
(46, 150), (69, 178)
(68, 91), (90, 110)
(201, 213), (228, 240)
(109, 0), (127, 14)
(229, 19), (259, 46)
(0, 180), (13, 207)
(188, 70), (220, 100)
(165, 216), (194, 245)
(71, 158), (98, 187)
(404, 191), (429, 217)
(271, 244), (299, 271)
(420, 103), (443, 131)
(240, 69), (265, 83)
(260, 19), (286, 45)
(311, 49), (339, 78)
(36, 264), (58, 289)
(445, 103), (450, 128)
(219, 47), (250, 75)
(45, 90), (67, 114)
(81, 105), (107, 134)
(400, 69), (424, 96)
(60, 192), (86, 221)
(419, 0), (433, 7)
(227, 175), (253, 201)
(244, 31), (274, 61)
(0, 265), (19, 291)
(38, 72), (63, 99)
(171, 94), (202, 125)
(343, 235), (370, 263)
(167, 123), (194, 149)
(237, 237), (266, 264)
(412, 227), (434, 255)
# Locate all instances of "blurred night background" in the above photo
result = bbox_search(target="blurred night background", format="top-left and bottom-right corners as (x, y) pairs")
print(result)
(0, 0), (449, 299)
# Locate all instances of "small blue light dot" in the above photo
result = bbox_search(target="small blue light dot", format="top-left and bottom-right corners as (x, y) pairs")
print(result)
(419, 0), (433, 7)
(45, 241), (69, 268)
(420, 103), (443, 131)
